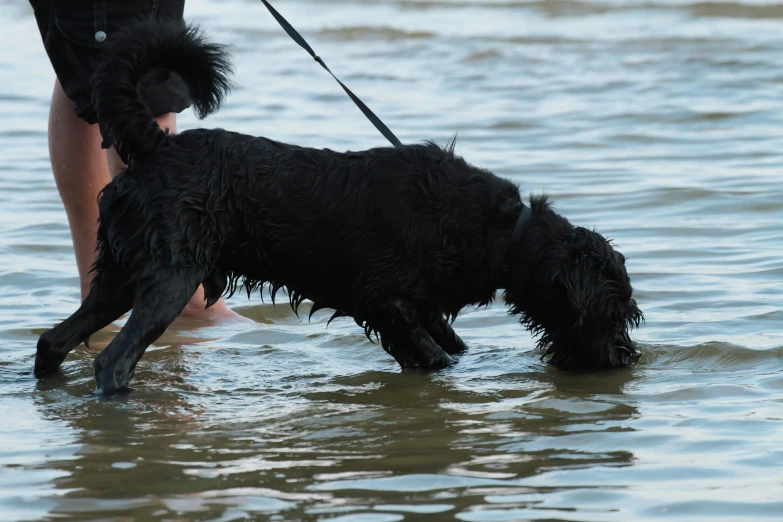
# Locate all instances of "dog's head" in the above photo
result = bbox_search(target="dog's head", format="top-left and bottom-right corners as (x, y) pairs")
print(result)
(503, 196), (643, 369)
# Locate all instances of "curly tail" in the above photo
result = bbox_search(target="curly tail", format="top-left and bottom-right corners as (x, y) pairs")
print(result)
(91, 19), (232, 163)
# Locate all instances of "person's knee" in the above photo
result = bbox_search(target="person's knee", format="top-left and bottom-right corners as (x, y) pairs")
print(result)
(49, 79), (82, 129)
(51, 79), (70, 106)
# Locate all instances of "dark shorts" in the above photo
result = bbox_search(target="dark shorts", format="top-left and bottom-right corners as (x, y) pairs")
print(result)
(30, 0), (192, 124)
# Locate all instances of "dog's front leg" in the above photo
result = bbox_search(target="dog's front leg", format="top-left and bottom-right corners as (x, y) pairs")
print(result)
(378, 325), (453, 370)
(372, 300), (454, 370)
(409, 325), (453, 369)
(427, 317), (468, 356)
(379, 331), (422, 369)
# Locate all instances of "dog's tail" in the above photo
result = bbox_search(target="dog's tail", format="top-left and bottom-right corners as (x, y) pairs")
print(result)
(91, 19), (232, 163)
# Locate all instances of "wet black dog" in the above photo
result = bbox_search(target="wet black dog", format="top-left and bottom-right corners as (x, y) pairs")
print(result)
(34, 21), (643, 395)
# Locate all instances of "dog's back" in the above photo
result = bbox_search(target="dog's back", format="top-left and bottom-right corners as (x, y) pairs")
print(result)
(104, 125), (522, 319)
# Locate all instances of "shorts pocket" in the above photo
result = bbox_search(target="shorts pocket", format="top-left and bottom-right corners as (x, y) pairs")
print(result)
(53, 1), (156, 48)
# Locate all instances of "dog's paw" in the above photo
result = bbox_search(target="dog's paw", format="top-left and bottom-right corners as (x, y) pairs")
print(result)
(33, 353), (65, 378)
(421, 351), (454, 371)
(393, 348), (455, 370)
(93, 355), (135, 397)
(388, 348), (422, 369)
(34, 333), (67, 378)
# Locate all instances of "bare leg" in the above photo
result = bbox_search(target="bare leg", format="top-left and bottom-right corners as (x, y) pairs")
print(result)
(48, 80), (245, 322)
(48, 80), (108, 300)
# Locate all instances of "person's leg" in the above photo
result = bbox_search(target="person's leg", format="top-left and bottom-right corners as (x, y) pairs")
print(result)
(50, 80), (243, 321)
(48, 80), (109, 300)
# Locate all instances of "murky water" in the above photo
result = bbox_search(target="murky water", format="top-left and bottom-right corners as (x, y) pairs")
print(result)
(1, 0), (782, 520)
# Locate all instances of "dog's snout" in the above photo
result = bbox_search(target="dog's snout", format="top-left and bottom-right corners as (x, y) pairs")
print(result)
(617, 328), (634, 349)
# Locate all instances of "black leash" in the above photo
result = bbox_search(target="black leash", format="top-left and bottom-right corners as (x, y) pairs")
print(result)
(259, 0), (403, 148)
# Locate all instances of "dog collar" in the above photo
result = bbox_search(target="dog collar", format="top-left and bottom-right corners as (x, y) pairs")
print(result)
(490, 203), (533, 285)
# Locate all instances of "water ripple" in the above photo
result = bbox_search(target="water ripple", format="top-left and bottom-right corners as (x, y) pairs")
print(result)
(0, 0), (781, 520)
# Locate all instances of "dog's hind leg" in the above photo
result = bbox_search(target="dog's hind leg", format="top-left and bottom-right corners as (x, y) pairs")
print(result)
(427, 317), (468, 356)
(92, 269), (202, 396)
(35, 263), (134, 377)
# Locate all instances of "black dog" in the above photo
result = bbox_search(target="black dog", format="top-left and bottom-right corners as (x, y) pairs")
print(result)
(34, 21), (643, 395)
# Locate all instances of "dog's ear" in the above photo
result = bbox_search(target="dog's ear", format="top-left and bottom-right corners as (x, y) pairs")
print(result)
(550, 236), (600, 326)
(551, 264), (588, 327)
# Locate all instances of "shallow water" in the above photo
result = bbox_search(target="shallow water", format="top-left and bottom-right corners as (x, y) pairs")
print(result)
(1, 0), (782, 520)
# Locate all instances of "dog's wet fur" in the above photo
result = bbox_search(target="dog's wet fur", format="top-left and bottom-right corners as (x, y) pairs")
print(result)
(34, 20), (643, 395)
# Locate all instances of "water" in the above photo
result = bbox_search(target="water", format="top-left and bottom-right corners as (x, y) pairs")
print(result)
(1, 0), (782, 520)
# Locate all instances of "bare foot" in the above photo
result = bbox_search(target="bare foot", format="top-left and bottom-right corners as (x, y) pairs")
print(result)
(180, 298), (251, 323)
(76, 288), (252, 354)
(179, 286), (254, 324)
